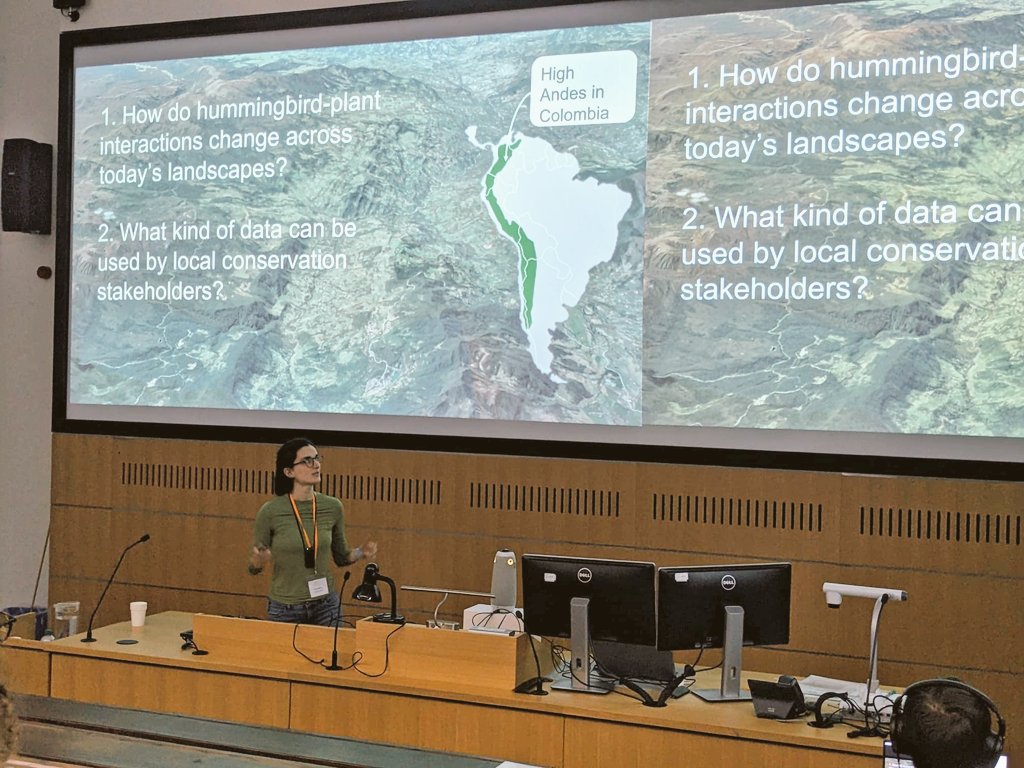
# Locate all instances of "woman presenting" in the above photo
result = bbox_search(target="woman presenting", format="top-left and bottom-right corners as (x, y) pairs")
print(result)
(248, 437), (377, 625)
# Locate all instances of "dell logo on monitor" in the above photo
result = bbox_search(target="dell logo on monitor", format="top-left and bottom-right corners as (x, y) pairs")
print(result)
(577, 567), (593, 583)
(721, 574), (737, 590)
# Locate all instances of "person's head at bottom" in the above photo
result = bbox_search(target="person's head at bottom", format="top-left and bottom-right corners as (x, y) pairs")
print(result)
(0, 679), (16, 763)
(894, 681), (1002, 768)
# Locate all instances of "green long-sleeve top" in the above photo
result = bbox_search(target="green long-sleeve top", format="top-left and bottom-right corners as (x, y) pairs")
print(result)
(250, 492), (354, 604)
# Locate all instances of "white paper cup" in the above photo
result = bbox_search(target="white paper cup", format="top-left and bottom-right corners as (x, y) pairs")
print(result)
(129, 601), (148, 628)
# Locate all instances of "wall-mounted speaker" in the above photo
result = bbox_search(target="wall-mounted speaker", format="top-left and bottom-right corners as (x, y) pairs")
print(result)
(2, 139), (53, 234)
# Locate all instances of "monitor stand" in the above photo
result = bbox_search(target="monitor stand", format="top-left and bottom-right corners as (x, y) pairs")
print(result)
(692, 605), (752, 703)
(551, 597), (613, 695)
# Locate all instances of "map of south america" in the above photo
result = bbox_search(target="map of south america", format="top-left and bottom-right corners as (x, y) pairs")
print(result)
(484, 132), (633, 378)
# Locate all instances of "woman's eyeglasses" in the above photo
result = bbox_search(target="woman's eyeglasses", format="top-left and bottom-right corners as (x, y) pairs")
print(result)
(292, 455), (322, 468)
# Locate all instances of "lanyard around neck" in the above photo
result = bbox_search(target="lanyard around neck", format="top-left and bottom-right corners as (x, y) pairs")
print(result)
(288, 493), (317, 568)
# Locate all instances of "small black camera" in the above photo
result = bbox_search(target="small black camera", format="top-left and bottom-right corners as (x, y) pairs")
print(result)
(53, 0), (86, 22)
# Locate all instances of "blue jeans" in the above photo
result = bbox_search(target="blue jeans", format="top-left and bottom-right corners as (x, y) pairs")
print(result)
(267, 592), (341, 626)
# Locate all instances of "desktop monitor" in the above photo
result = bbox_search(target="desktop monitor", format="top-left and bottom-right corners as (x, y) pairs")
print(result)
(522, 554), (656, 694)
(657, 562), (791, 702)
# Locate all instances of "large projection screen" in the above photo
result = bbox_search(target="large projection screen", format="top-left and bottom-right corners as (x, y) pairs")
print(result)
(54, 0), (1024, 478)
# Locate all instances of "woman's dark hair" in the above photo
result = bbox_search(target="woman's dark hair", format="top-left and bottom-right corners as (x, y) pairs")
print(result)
(274, 437), (315, 496)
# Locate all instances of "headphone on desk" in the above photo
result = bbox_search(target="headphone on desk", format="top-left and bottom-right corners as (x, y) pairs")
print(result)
(890, 679), (1005, 768)
(807, 691), (851, 728)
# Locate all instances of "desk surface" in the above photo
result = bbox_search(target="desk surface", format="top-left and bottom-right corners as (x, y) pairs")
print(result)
(5, 611), (884, 766)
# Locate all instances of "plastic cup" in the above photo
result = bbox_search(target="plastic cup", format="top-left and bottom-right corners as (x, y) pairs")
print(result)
(129, 601), (148, 628)
(53, 600), (81, 637)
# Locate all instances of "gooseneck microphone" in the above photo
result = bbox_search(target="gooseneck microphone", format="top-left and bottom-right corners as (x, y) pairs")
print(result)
(82, 533), (151, 643)
(325, 570), (352, 671)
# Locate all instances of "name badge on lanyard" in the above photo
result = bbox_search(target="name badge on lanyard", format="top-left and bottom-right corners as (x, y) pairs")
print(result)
(289, 493), (319, 572)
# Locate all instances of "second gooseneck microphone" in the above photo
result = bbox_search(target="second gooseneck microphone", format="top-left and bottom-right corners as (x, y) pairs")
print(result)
(82, 533), (151, 643)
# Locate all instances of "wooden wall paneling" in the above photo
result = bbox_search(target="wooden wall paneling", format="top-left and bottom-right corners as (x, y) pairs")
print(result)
(108, 436), (273, 614)
(838, 474), (1021, 575)
(140, 511), (258, 600)
(388, 531), (516, 584)
(345, 491), (474, 589)
(453, 454), (637, 561)
(111, 436), (272, 517)
(49, 655), (290, 728)
(46, 576), (266, 627)
(51, 491), (169, 610)
(314, 445), (461, 618)
(797, 566), (1021, 676)
(196, 516), (257, 596)
(132, 583), (266, 622)
(374, 533), (513, 625)
(151, 511), (202, 590)
(48, 505), (119, 630)
(309, 445), (454, 568)
(286, 441), (448, 527)
(48, 574), (226, 632)
(49, 505), (113, 581)
(452, 451), (643, 614)
(813, 474), (1021, 679)
(290, 683), (565, 767)
(328, 450), (469, 622)
(635, 463), (841, 561)
(51, 434), (113, 507)
(733, 561), (841, 675)
(0, 645), (50, 696)
(99, 507), (156, 586)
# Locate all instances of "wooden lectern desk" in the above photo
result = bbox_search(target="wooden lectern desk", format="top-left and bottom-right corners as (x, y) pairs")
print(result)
(2, 611), (885, 768)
